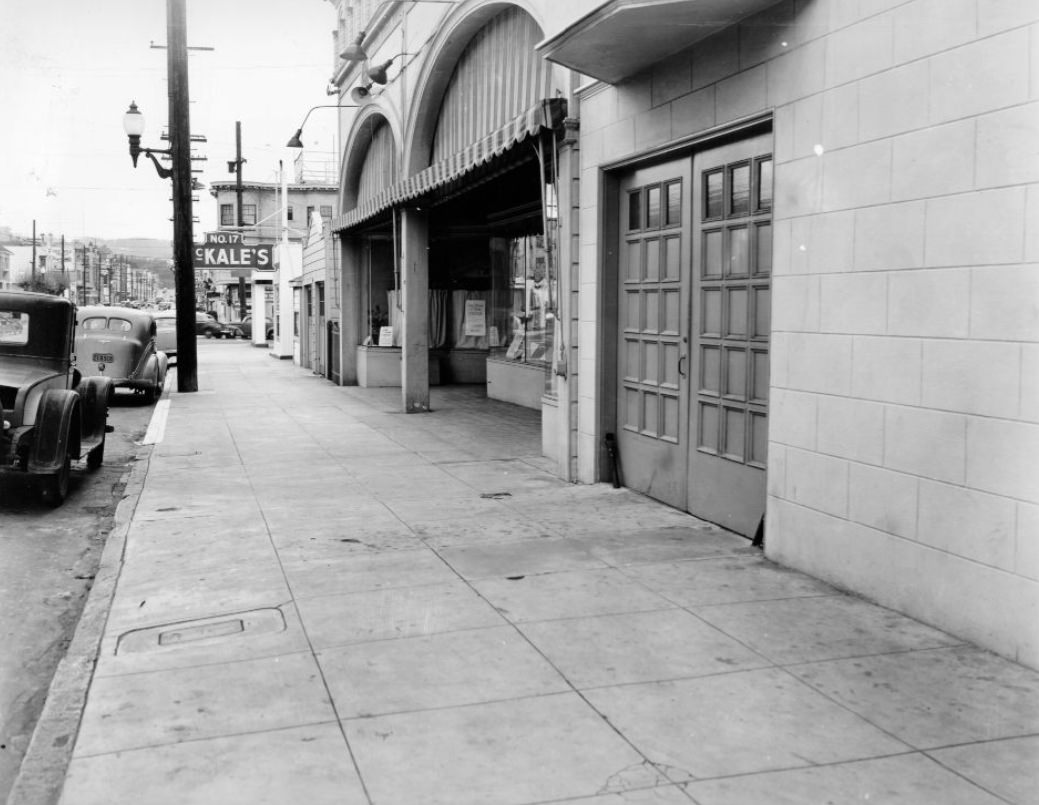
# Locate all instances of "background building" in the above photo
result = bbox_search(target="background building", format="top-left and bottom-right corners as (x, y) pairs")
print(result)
(0, 246), (11, 290)
(207, 152), (338, 344)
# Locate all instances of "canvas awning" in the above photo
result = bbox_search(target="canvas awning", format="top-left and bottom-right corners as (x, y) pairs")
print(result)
(333, 97), (567, 232)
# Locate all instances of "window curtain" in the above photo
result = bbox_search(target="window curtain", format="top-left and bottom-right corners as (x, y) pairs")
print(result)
(386, 289), (449, 348)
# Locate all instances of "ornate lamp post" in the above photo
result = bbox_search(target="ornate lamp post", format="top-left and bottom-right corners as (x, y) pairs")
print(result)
(122, 102), (172, 178)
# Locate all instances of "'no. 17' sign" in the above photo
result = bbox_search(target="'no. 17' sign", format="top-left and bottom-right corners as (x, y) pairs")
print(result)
(193, 232), (273, 270)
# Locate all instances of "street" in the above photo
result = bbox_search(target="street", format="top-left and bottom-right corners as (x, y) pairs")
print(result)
(0, 387), (157, 801)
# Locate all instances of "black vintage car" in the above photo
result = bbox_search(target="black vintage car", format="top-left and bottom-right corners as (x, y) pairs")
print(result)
(195, 311), (235, 339)
(75, 306), (169, 403)
(0, 292), (112, 505)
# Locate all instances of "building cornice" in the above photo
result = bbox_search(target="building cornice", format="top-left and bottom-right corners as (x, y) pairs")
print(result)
(208, 181), (339, 197)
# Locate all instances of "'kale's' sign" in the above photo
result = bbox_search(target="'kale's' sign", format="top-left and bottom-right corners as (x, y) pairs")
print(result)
(193, 235), (273, 270)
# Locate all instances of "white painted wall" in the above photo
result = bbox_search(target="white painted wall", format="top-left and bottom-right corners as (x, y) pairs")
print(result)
(272, 242), (302, 359)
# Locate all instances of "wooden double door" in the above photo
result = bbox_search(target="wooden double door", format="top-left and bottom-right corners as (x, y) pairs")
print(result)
(615, 133), (773, 538)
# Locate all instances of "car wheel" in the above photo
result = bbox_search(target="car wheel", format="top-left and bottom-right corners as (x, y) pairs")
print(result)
(205, 330), (215, 339)
(39, 453), (71, 506)
(87, 431), (105, 471)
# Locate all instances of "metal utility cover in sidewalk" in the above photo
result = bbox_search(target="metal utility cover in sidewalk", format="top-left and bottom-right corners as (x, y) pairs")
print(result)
(116, 608), (286, 654)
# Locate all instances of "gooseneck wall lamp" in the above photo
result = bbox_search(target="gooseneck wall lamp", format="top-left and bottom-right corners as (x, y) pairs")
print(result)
(286, 104), (360, 148)
(337, 0), (456, 63)
(366, 56), (403, 85)
(340, 32), (367, 63)
(348, 51), (418, 103)
(122, 101), (173, 179)
(350, 83), (374, 104)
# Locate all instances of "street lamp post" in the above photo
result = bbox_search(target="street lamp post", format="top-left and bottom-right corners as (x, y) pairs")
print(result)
(121, 0), (197, 392)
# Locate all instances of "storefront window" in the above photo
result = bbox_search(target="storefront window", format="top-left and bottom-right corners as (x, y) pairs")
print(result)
(489, 194), (558, 394)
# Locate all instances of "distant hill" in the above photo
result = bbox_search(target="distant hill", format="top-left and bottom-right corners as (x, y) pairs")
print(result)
(103, 238), (172, 260)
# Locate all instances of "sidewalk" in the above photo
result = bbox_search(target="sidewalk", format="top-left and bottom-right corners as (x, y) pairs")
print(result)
(16, 344), (1039, 804)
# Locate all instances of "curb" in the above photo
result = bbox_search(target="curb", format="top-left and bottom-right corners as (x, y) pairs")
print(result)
(5, 448), (152, 805)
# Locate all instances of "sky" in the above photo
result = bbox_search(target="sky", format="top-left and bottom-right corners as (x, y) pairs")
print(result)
(0, 0), (339, 243)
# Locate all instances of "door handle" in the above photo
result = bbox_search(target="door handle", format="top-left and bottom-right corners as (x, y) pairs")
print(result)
(678, 353), (687, 377)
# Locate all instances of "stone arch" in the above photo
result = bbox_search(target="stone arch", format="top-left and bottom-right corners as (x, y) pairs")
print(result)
(401, 1), (559, 176)
(339, 107), (402, 213)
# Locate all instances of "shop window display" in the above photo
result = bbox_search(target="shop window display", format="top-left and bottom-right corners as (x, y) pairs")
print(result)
(489, 228), (557, 387)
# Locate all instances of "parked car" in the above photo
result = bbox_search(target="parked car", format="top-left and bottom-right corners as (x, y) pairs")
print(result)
(0, 291), (112, 505)
(228, 315), (274, 340)
(195, 311), (234, 339)
(153, 310), (178, 360)
(75, 306), (169, 403)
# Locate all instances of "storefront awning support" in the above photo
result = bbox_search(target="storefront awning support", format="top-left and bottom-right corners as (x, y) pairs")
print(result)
(399, 208), (430, 413)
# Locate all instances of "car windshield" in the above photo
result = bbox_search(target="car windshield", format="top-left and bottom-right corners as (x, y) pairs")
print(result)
(83, 317), (132, 333)
(0, 311), (30, 345)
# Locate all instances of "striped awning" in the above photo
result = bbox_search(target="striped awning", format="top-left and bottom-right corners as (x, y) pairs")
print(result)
(333, 97), (567, 233)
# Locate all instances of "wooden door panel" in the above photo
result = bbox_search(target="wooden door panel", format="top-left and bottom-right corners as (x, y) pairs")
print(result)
(688, 133), (773, 538)
(616, 160), (691, 509)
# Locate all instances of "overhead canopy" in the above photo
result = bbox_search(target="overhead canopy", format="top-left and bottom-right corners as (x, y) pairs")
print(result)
(333, 98), (566, 233)
(539, 0), (779, 84)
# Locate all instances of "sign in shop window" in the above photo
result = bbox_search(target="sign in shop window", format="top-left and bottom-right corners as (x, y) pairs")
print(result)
(490, 233), (556, 370)
(463, 299), (486, 337)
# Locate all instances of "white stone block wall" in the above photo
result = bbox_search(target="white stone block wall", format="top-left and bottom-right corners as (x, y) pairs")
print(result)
(572, 0), (1039, 666)
(764, 0), (1039, 668)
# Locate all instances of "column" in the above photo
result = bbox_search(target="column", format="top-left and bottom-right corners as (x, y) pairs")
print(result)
(399, 207), (429, 412)
(339, 234), (362, 385)
(250, 280), (265, 346)
(554, 118), (581, 481)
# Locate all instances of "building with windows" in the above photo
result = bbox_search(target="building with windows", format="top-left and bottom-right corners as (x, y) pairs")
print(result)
(321, 0), (1039, 669)
(0, 246), (11, 290)
(207, 156), (337, 346)
(210, 182), (336, 241)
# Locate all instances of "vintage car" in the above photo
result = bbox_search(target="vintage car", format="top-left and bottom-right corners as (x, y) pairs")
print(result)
(0, 291), (112, 505)
(195, 311), (235, 339)
(75, 306), (169, 403)
(228, 315), (274, 340)
(153, 309), (178, 360)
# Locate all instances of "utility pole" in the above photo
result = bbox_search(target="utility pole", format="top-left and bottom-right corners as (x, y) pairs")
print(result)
(230, 120), (248, 318)
(31, 220), (36, 283)
(168, 0), (198, 391)
(235, 121), (245, 228)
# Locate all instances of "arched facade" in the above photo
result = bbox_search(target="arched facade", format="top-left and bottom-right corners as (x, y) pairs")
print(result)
(428, 6), (552, 163)
(401, 1), (564, 176)
(334, 1), (575, 437)
(340, 109), (401, 213)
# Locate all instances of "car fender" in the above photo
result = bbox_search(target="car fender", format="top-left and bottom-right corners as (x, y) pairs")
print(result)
(12, 372), (66, 429)
(77, 376), (112, 444)
(28, 389), (79, 473)
(142, 352), (160, 387)
(156, 351), (169, 386)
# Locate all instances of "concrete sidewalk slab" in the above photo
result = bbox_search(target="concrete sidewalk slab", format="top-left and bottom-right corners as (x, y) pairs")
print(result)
(14, 343), (1037, 805)
(58, 724), (366, 805)
(582, 669), (910, 779)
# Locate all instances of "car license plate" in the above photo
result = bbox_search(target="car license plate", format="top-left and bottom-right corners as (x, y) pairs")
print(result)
(92, 353), (114, 363)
